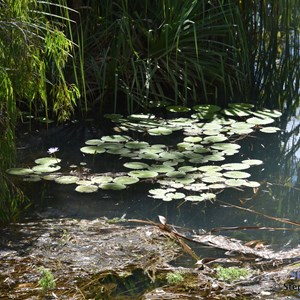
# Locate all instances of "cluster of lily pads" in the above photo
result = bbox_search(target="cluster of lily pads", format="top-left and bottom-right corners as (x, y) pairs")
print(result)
(7, 103), (282, 203)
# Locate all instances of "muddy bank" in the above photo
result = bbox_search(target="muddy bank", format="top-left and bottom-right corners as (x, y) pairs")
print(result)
(1, 218), (300, 299)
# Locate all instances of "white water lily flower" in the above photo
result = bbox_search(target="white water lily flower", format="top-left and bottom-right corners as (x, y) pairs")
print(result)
(47, 147), (59, 155)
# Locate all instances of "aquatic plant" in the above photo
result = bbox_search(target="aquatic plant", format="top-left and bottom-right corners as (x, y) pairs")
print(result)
(6, 104), (281, 204)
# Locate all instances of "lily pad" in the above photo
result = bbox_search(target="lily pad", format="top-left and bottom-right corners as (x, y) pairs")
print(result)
(178, 166), (198, 173)
(185, 195), (205, 202)
(223, 171), (251, 179)
(159, 151), (184, 160)
(225, 179), (248, 187)
(198, 165), (223, 172)
(166, 171), (186, 178)
(99, 183), (127, 190)
(205, 154), (225, 162)
(183, 136), (202, 143)
(42, 174), (60, 181)
(91, 176), (113, 184)
(23, 175), (41, 182)
(148, 127), (173, 136)
(246, 117), (274, 125)
(251, 109), (282, 118)
(221, 163), (250, 171)
(260, 127), (281, 133)
(200, 192), (216, 201)
(202, 176), (225, 183)
(241, 159), (263, 166)
(125, 141), (149, 149)
(128, 170), (158, 178)
(34, 157), (61, 165)
(75, 185), (98, 193)
(76, 180), (93, 185)
(55, 176), (79, 184)
(123, 162), (150, 170)
(223, 108), (251, 117)
(148, 165), (175, 173)
(80, 146), (106, 154)
(32, 165), (61, 173)
(203, 135), (227, 143)
(6, 168), (34, 176)
(164, 192), (185, 200)
(183, 183), (209, 191)
(85, 139), (103, 145)
(211, 143), (241, 151)
(101, 135), (130, 142)
(244, 181), (261, 188)
(113, 176), (139, 185)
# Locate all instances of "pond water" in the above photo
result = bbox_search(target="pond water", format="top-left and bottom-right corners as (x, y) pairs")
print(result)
(14, 107), (300, 252)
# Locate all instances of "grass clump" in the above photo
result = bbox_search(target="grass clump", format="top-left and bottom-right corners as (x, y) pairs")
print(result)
(166, 271), (184, 285)
(38, 267), (56, 292)
(216, 266), (249, 283)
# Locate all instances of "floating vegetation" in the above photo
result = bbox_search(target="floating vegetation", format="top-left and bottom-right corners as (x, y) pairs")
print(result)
(55, 176), (79, 184)
(75, 185), (98, 193)
(8, 104), (282, 203)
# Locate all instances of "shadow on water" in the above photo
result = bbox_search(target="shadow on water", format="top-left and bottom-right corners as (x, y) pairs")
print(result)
(15, 109), (300, 251)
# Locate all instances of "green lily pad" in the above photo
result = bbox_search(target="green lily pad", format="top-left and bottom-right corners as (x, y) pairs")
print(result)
(241, 159), (263, 166)
(177, 142), (194, 150)
(138, 153), (160, 160)
(178, 166), (198, 173)
(32, 165), (61, 173)
(128, 113), (155, 120)
(99, 183), (127, 190)
(55, 176), (79, 184)
(225, 179), (248, 187)
(6, 168), (34, 176)
(244, 181), (261, 188)
(75, 185), (98, 193)
(113, 176), (139, 185)
(128, 170), (158, 178)
(223, 108), (251, 117)
(185, 195), (205, 202)
(42, 174), (60, 181)
(223, 171), (251, 179)
(166, 171), (186, 178)
(166, 105), (191, 113)
(209, 183), (226, 189)
(148, 165), (175, 173)
(91, 176), (113, 184)
(85, 139), (103, 146)
(203, 135), (227, 143)
(174, 177), (195, 184)
(199, 165), (223, 172)
(260, 127), (281, 133)
(183, 183), (209, 191)
(205, 154), (225, 162)
(76, 180), (92, 185)
(34, 157), (61, 165)
(23, 175), (41, 182)
(164, 192), (185, 200)
(101, 135), (130, 142)
(202, 176), (225, 183)
(221, 163), (250, 171)
(211, 143), (241, 151)
(148, 127), (173, 136)
(189, 157), (208, 164)
(80, 146), (106, 154)
(159, 151), (184, 160)
(251, 109), (282, 118)
(123, 162), (150, 170)
(125, 141), (149, 149)
(200, 192), (216, 201)
(246, 117), (274, 125)
(107, 148), (131, 155)
(192, 105), (221, 119)
(230, 128), (253, 135)
(183, 136), (202, 143)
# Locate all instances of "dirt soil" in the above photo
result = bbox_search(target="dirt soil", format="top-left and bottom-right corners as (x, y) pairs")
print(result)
(1, 218), (300, 299)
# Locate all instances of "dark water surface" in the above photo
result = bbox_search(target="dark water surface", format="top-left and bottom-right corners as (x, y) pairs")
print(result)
(15, 108), (300, 251)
